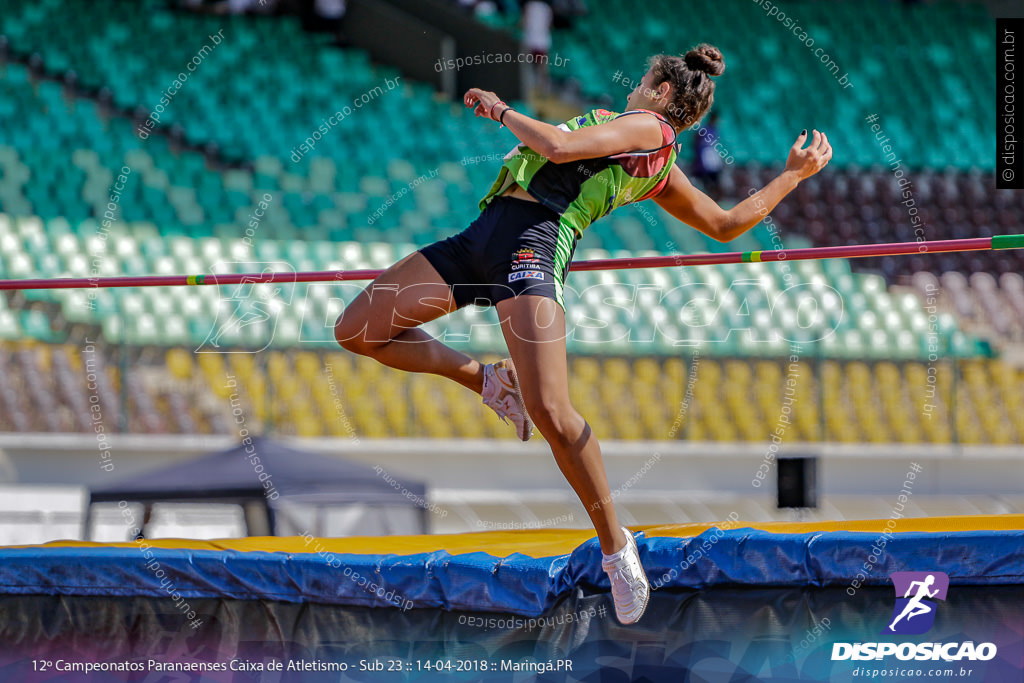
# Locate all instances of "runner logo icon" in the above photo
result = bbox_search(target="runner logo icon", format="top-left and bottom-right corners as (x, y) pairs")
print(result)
(884, 571), (949, 635)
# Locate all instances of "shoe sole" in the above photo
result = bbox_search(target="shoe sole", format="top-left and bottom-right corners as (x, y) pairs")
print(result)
(504, 358), (534, 442)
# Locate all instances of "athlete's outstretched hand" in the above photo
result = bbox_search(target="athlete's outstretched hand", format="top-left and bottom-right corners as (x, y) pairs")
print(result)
(464, 88), (503, 120)
(785, 129), (833, 180)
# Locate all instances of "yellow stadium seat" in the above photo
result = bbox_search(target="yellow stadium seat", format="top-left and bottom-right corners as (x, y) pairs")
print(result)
(166, 348), (194, 380)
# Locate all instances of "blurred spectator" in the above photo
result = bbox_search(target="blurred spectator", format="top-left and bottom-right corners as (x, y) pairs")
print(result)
(522, 0), (554, 93)
(691, 111), (723, 199)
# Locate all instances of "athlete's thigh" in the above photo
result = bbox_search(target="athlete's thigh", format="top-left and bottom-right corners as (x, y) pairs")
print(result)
(336, 251), (457, 345)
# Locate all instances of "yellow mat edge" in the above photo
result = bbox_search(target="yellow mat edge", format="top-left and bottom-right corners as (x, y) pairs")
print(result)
(7, 514), (1022, 559)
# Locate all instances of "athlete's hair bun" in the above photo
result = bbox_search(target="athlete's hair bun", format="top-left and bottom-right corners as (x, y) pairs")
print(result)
(684, 44), (725, 77)
(648, 43), (724, 129)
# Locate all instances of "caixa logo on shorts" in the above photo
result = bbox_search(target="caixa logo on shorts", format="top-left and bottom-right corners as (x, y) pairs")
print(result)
(509, 248), (544, 282)
(832, 571), (997, 663)
(509, 271), (545, 282)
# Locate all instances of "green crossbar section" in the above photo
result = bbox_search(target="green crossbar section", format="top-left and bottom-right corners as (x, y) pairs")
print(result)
(992, 234), (1024, 251)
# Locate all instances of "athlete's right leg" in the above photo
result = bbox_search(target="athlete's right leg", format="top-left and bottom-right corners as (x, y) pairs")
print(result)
(334, 251), (485, 393)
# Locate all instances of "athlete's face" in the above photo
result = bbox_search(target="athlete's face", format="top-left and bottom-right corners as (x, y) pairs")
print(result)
(627, 69), (670, 112)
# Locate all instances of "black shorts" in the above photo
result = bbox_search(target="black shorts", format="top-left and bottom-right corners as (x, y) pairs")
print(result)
(420, 196), (579, 309)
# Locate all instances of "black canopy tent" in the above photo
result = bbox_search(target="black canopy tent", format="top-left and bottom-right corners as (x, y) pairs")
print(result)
(89, 437), (429, 537)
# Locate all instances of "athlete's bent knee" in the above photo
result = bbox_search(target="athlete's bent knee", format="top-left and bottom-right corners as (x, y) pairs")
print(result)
(334, 314), (374, 355)
(525, 396), (579, 441)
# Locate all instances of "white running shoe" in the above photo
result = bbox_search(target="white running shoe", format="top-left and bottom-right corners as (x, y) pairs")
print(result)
(602, 527), (650, 625)
(481, 359), (534, 441)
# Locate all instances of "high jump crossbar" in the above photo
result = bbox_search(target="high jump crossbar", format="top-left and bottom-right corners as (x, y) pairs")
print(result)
(0, 234), (1021, 290)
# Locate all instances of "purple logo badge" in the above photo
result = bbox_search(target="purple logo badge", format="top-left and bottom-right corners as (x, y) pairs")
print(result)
(883, 571), (949, 635)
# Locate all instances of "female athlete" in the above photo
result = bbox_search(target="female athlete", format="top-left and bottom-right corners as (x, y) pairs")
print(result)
(335, 43), (832, 624)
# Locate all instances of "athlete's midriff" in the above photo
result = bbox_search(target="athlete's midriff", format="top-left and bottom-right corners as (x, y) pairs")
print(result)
(500, 183), (539, 203)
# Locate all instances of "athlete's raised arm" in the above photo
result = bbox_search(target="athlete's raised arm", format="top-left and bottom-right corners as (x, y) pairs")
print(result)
(464, 87), (666, 163)
(653, 129), (833, 242)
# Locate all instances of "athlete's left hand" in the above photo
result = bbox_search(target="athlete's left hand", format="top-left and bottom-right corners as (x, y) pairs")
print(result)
(785, 129), (833, 180)
(464, 88), (503, 120)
